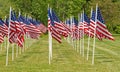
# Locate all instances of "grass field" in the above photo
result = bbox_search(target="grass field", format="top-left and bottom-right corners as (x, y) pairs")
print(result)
(0, 34), (119, 72)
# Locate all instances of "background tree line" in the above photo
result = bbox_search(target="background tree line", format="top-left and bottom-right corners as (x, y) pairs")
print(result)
(0, 0), (120, 33)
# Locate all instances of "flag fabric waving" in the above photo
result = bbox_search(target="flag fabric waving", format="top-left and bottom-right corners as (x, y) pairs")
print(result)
(51, 10), (68, 37)
(96, 7), (114, 40)
(48, 8), (62, 43)
(9, 11), (17, 43)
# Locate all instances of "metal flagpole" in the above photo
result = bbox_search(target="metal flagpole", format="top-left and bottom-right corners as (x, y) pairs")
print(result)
(92, 4), (98, 65)
(76, 36), (78, 52)
(77, 14), (80, 53)
(6, 6), (11, 66)
(4, 16), (7, 49)
(12, 44), (14, 61)
(16, 44), (18, 57)
(87, 7), (93, 60)
(18, 11), (24, 53)
(80, 30), (82, 54)
(70, 16), (74, 48)
(50, 8), (52, 60)
(48, 30), (51, 64)
(87, 29), (91, 60)
(1, 42), (2, 51)
(49, 30), (52, 64)
(24, 13), (28, 50)
(67, 19), (70, 44)
(80, 13), (82, 55)
(26, 33), (28, 49)
(48, 6), (52, 64)
(82, 11), (84, 57)
(19, 46), (21, 54)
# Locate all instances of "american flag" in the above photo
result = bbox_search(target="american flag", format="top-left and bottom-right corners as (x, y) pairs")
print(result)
(89, 10), (97, 38)
(48, 8), (61, 43)
(18, 15), (26, 35)
(62, 21), (71, 35)
(83, 13), (90, 35)
(37, 23), (47, 34)
(9, 11), (17, 43)
(24, 18), (41, 39)
(51, 10), (68, 37)
(0, 33), (4, 43)
(78, 14), (84, 39)
(65, 19), (71, 34)
(96, 7), (114, 40)
(16, 15), (26, 47)
(71, 17), (78, 40)
(0, 20), (6, 43)
(0, 19), (8, 38)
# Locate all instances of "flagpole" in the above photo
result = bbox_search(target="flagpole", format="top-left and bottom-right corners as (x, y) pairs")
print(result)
(92, 4), (98, 65)
(70, 16), (73, 48)
(24, 13), (28, 49)
(80, 13), (82, 55)
(87, 7), (93, 60)
(80, 30), (82, 54)
(4, 16), (7, 49)
(12, 44), (14, 61)
(77, 14), (80, 53)
(19, 11), (24, 53)
(82, 11), (84, 57)
(19, 47), (21, 54)
(48, 6), (52, 64)
(87, 29), (90, 60)
(4, 37), (7, 49)
(50, 8), (52, 60)
(1, 43), (2, 51)
(16, 44), (18, 57)
(6, 6), (11, 66)
(48, 30), (52, 64)
(68, 20), (70, 44)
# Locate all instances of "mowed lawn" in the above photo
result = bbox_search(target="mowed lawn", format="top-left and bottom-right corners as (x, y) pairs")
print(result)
(0, 34), (119, 72)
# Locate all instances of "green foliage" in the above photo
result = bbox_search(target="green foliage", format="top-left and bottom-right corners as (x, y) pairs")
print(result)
(9, 0), (88, 26)
(0, 0), (120, 33)
(115, 25), (120, 34)
(90, 0), (120, 33)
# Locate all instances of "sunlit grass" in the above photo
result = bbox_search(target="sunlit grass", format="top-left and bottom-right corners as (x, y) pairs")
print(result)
(0, 34), (119, 72)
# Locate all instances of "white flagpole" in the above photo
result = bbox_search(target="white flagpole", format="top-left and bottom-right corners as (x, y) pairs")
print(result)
(49, 30), (52, 64)
(87, 7), (93, 60)
(6, 6), (11, 66)
(76, 35), (78, 52)
(12, 44), (14, 61)
(4, 16), (7, 49)
(50, 8), (52, 60)
(48, 6), (52, 64)
(70, 16), (74, 48)
(80, 13), (82, 55)
(82, 11), (84, 57)
(77, 14), (80, 53)
(92, 4), (98, 65)
(19, 11), (24, 53)
(1, 42), (2, 51)
(16, 44), (18, 57)
(19, 47), (21, 54)
(24, 13), (28, 49)
(80, 30), (82, 54)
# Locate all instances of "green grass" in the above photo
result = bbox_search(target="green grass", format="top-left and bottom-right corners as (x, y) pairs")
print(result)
(0, 35), (119, 72)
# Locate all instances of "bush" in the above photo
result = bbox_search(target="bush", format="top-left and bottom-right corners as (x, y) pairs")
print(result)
(115, 25), (120, 34)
